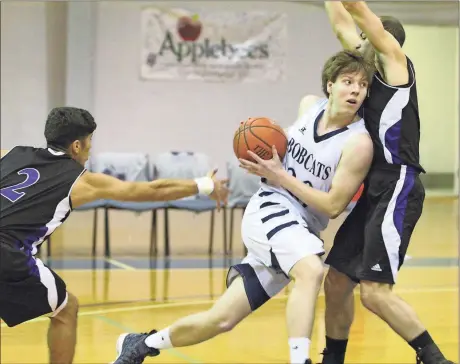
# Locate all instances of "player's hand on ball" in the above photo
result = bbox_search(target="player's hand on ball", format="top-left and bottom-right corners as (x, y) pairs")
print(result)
(239, 145), (284, 184)
(207, 168), (229, 211)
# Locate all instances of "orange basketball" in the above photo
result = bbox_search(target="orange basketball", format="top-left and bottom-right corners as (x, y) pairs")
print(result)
(233, 117), (288, 161)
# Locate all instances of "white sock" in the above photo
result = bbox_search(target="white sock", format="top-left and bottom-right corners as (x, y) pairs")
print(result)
(144, 327), (173, 350)
(288, 337), (311, 364)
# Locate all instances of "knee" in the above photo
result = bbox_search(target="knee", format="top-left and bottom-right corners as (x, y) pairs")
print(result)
(207, 311), (239, 334)
(324, 267), (355, 298)
(360, 281), (391, 312)
(291, 256), (325, 288)
(52, 292), (79, 323)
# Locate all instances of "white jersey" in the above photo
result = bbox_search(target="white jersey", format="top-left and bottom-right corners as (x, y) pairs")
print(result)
(256, 98), (369, 233)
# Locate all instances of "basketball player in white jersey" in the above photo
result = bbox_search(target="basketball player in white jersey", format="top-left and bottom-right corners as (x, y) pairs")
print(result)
(111, 50), (374, 364)
(319, 3), (453, 364)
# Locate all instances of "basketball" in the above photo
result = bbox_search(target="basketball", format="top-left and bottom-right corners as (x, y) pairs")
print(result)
(233, 117), (288, 161)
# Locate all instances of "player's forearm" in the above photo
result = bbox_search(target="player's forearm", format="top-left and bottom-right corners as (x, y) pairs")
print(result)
(278, 171), (342, 218)
(325, 2), (356, 35)
(341, 1), (382, 42)
(120, 179), (199, 202)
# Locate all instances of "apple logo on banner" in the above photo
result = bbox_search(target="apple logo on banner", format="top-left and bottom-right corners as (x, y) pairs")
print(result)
(177, 14), (202, 42)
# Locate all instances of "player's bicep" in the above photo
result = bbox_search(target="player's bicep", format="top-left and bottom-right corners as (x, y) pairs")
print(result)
(324, 2), (363, 51)
(70, 172), (133, 208)
(329, 134), (373, 215)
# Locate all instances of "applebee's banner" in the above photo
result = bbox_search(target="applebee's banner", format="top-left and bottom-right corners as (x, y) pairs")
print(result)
(140, 7), (287, 82)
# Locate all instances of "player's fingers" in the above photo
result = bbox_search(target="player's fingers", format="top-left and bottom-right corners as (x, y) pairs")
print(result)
(247, 151), (264, 164)
(272, 145), (279, 159)
(238, 158), (256, 169)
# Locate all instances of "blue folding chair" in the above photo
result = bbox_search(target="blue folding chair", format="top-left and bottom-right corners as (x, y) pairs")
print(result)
(153, 151), (218, 255)
(87, 152), (167, 257)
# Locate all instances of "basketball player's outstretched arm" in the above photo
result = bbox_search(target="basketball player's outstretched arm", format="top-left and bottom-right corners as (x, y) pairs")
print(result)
(70, 169), (229, 210)
(324, 1), (363, 51)
(241, 134), (373, 218)
(341, 1), (409, 86)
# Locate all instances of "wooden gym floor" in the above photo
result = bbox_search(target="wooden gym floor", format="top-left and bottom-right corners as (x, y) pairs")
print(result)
(1, 198), (458, 364)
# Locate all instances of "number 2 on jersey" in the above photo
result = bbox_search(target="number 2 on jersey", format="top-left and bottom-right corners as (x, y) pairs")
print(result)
(286, 168), (312, 209)
(1, 168), (41, 203)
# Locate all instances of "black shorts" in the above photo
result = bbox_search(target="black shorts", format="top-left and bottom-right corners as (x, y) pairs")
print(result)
(0, 243), (68, 327)
(325, 165), (425, 285)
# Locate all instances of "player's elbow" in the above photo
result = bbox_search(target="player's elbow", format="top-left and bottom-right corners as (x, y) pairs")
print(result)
(328, 208), (342, 219)
(342, 1), (361, 13)
(328, 201), (347, 219)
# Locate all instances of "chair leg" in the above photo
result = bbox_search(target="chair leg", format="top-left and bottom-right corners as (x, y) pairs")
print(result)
(92, 208), (98, 257)
(223, 208), (228, 255)
(104, 207), (110, 257)
(164, 208), (170, 256)
(150, 210), (158, 256)
(208, 209), (215, 255)
(47, 235), (52, 258)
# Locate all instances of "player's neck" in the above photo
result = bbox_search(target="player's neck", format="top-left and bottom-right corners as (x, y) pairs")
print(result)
(323, 105), (358, 130)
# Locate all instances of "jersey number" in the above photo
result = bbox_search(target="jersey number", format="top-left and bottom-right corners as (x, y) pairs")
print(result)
(1, 168), (41, 203)
(286, 168), (312, 209)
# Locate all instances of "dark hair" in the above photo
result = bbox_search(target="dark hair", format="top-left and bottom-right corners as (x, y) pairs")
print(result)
(322, 50), (374, 97)
(44, 107), (97, 149)
(380, 16), (405, 47)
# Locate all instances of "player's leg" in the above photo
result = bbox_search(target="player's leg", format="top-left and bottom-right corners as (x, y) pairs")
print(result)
(111, 275), (253, 364)
(357, 171), (452, 364)
(112, 196), (291, 364)
(266, 219), (326, 364)
(48, 291), (79, 363)
(321, 267), (357, 363)
(285, 254), (325, 364)
(0, 249), (76, 364)
(321, 196), (367, 364)
(112, 258), (290, 364)
(148, 274), (252, 348)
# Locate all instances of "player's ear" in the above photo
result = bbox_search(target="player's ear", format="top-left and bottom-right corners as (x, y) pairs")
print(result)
(327, 81), (333, 96)
(70, 139), (81, 155)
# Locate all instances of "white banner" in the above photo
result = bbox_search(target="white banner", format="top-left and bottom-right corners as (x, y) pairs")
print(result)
(140, 7), (287, 83)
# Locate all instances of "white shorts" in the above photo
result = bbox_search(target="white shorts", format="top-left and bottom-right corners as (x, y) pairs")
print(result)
(226, 191), (325, 311)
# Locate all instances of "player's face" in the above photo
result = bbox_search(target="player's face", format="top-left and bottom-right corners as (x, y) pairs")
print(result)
(328, 72), (369, 113)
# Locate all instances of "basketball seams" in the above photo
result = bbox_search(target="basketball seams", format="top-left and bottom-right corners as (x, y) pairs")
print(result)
(233, 118), (288, 161)
(242, 125), (288, 141)
(248, 126), (272, 150)
(243, 119), (258, 154)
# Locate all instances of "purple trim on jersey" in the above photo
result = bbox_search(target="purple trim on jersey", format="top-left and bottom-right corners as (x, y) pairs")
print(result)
(393, 170), (416, 238)
(20, 226), (48, 276)
(384, 119), (402, 164)
(26, 249), (39, 277)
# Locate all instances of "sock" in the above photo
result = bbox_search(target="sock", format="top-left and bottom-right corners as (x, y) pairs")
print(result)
(145, 327), (173, 350)
(288, 337), (311, 364)
(408, 331), (434, 352)
(325, 336), (348, 354)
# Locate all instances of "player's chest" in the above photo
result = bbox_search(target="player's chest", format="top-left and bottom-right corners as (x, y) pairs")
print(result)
(283, 127), (340, 185)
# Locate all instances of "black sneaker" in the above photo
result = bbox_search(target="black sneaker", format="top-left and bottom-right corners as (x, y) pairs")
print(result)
(416, 343), (454, 364)
(304, 359), (312, 364)
(112, 330), (160, 364)
(319, 349), (345, 364)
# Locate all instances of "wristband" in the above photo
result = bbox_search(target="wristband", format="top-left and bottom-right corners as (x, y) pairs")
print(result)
(194, 176), (215, 195)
